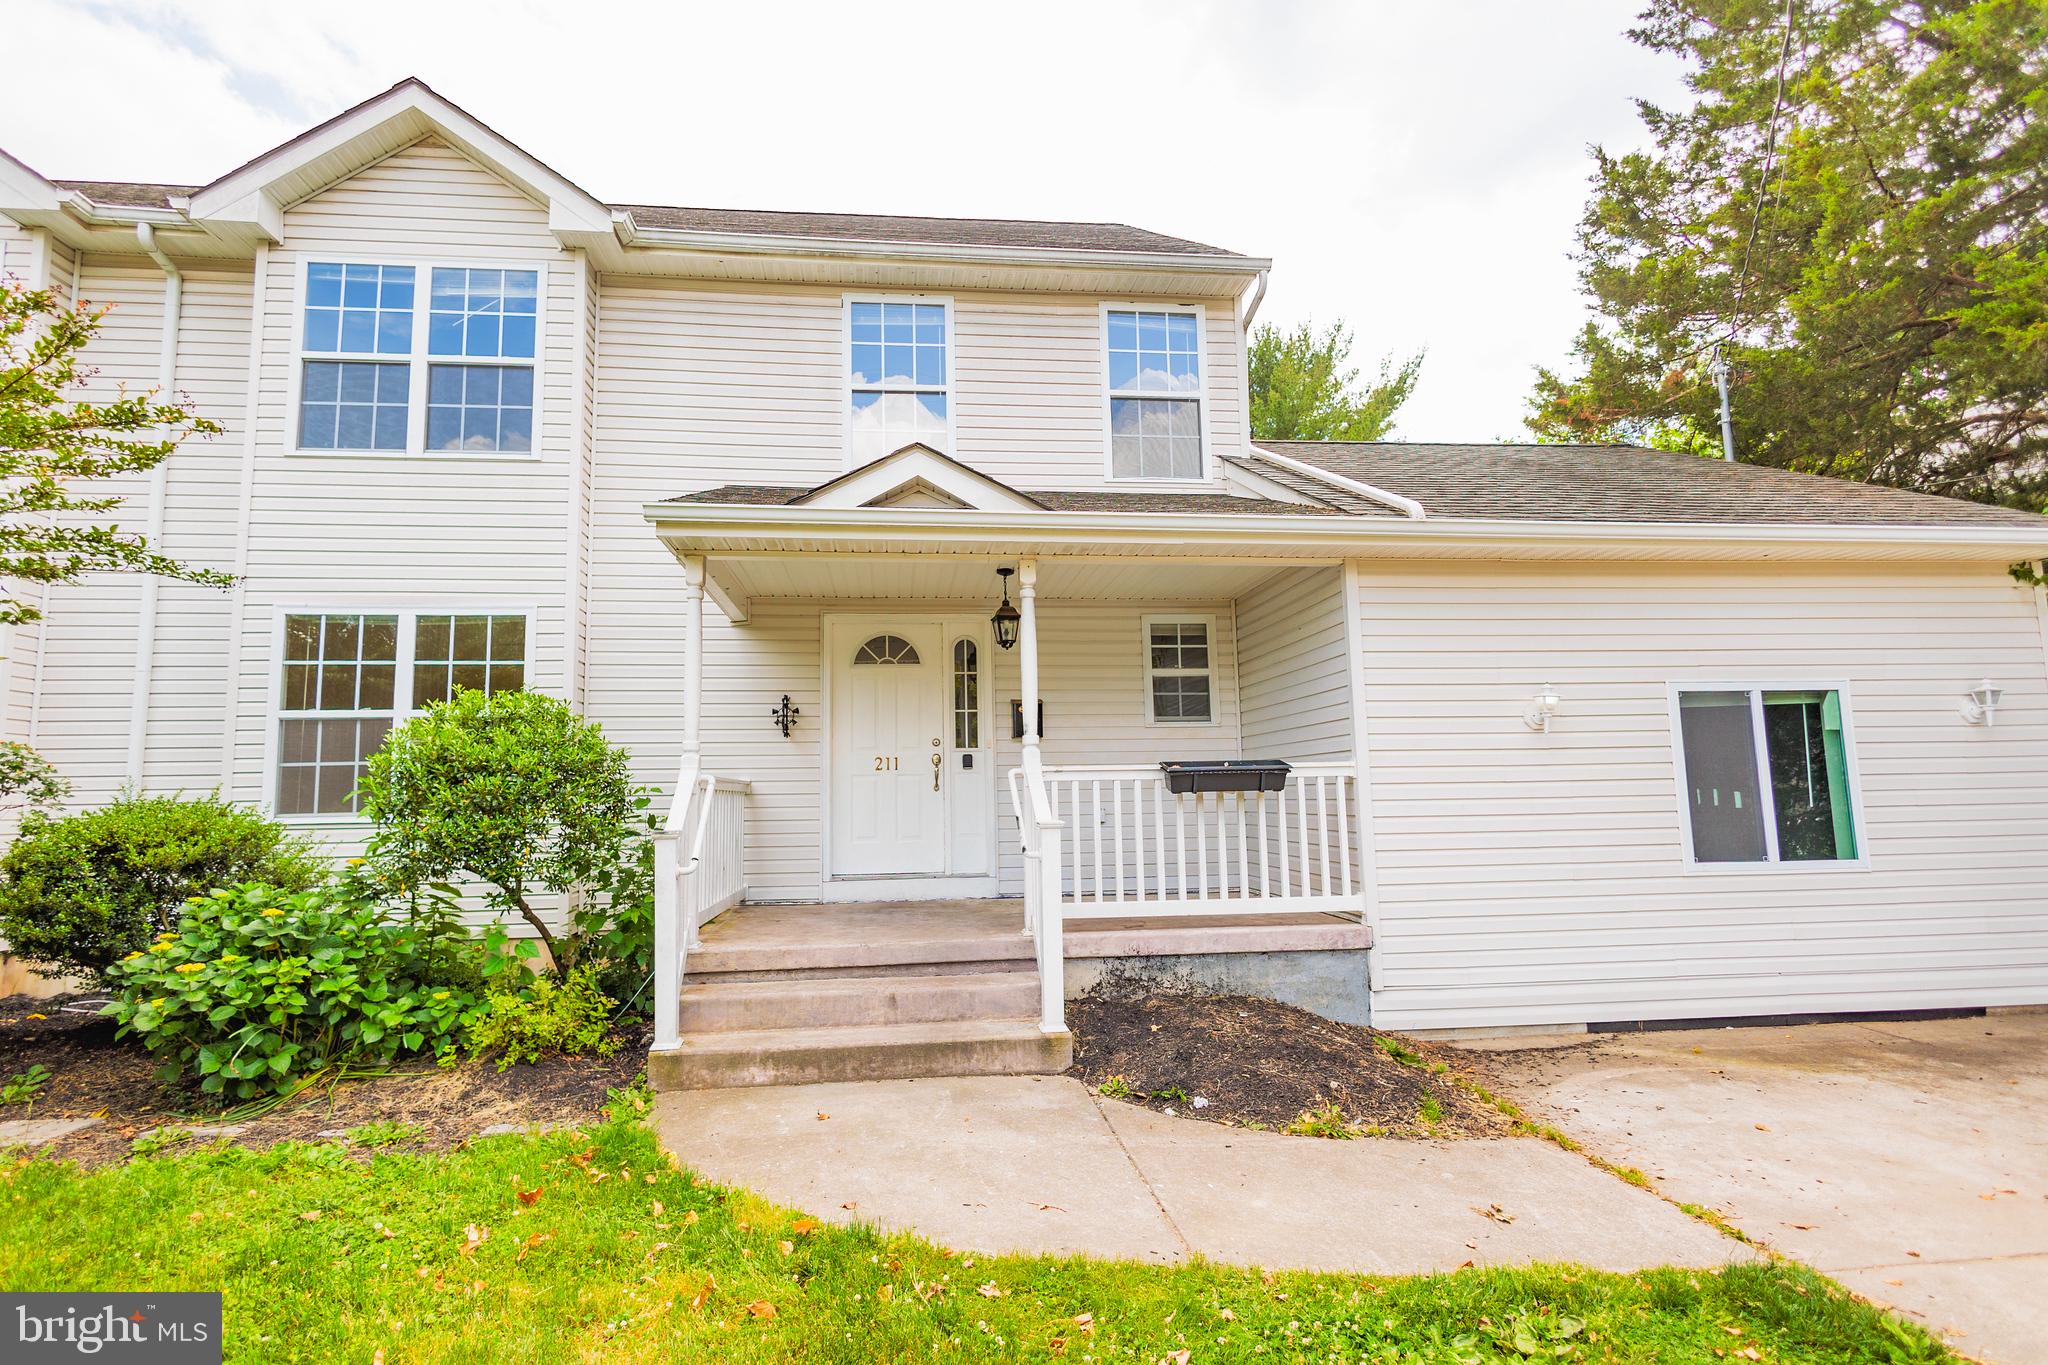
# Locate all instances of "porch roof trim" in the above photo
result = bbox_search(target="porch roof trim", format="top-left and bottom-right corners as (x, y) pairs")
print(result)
(642, 499), (2048, 563)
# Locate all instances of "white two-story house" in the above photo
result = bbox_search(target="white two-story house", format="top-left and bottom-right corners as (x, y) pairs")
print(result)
(5, 81), (2047, 1088)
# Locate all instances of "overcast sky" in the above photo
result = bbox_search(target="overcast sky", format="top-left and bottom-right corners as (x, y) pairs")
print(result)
(5, 1), (1687, 442)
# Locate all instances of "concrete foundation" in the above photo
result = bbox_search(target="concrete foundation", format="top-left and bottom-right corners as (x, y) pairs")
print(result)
(1065, 949), (1370, 1026)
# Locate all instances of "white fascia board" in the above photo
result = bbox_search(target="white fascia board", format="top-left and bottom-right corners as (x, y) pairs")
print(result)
(0, 147), (62, 214)
(641, 501), (2048, 559)
(613, 221), (1271, 277)
(188, 82), (611, 239)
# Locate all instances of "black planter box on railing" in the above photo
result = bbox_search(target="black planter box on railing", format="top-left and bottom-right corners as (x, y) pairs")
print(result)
(1158, 759), (1293, 794)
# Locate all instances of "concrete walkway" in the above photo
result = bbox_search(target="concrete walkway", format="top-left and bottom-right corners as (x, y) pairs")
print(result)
(653, 1073), (1741, 1273)
(1483, 1014), (2048, 1365)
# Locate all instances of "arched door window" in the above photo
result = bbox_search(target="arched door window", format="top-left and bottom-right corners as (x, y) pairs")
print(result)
(952, 638), (979, 748)
(853, 634), (920, 665)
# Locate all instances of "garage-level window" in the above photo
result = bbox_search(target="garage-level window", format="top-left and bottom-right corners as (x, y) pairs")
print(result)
(1674, 687), (1862, 864)
(276, 610), (530, 816)
(1144, 616), (1215, 724)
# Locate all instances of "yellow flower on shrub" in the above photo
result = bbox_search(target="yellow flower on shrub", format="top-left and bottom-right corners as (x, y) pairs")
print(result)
(150, 997), (167, 1008)
(123, 951), (144, 962)
(259, 907), (286, 918)
(217, 954), (244, 966)
(173, 962), (205, 974)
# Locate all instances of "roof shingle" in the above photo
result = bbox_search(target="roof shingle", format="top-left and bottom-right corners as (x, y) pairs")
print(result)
(1250, 442), (2048, 529)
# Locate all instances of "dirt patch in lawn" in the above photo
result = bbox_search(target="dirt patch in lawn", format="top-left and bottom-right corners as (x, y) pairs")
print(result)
(0, 993), (648, 1169)
(1066, 985), (1508, 1138)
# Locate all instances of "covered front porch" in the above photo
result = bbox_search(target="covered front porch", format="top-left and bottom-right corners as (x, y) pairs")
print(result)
(640, 458), (1380, 1067)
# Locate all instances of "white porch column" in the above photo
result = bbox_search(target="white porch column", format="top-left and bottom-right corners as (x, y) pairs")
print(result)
(1017, 557), (1040, 751)
(654, 553), (708, 1053)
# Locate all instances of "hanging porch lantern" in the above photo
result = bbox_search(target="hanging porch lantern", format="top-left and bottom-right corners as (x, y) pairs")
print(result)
(991, 567), (1021, 650)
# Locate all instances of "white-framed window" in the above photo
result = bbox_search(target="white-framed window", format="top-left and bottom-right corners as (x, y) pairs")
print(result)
(1142, 615), (1216, 724)
(952, 637), (980, 749)
(1104, 304), (1206, 481)
(846, 296), (952, 465)
(274, 609), (530, 817)
(1670, 684), (1865, 867)
(294, 258), (542, 457)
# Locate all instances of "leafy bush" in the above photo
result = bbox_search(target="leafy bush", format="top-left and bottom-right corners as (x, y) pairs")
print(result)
(565, 820), (659, 1014)
(359, 689), (648, 971)
(0, 740), (66, 811)
(0, 794), (322, 983)
(103, 877), (484, 1100)
(465, 964), (619, 1072)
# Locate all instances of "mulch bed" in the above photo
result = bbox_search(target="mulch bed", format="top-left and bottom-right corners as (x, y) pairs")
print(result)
(1066, 985), (1509, 1138)
(0, 993), (648, 1169)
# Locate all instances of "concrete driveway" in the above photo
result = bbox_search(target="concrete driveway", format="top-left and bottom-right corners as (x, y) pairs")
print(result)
(1481, 1013), (2048, 1365)
(653, 1073), (1740, 1274)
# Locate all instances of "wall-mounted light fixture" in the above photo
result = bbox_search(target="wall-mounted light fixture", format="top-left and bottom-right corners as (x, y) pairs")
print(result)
(1524, 683), (1562, 734)
(769, 693), (800, 738)
(1961, 678), (2004, 727)
(991, 567), (1021, 651)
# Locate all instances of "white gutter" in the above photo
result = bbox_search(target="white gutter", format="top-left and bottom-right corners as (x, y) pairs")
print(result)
(1239, 269), (1269, 330)
(640, 500), (2048, 556)
(127, 222), (181, 787)
(1247, 444), (1427, 520)
(63, 194), (188, 228)
(611, 218), (1271, 276)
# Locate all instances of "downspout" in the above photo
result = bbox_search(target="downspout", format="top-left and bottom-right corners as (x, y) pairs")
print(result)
(128, 222), (182, 788)
(1239, 268), (1269, 331)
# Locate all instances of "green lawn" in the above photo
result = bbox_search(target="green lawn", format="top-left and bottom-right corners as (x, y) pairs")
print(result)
(0, 1100), (1951, 1364)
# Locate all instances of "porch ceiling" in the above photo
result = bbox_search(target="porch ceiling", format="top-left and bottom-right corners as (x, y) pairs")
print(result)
(705, 553), (1300, 615)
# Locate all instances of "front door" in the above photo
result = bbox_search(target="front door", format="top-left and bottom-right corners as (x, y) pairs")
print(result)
(829, 621), (946, 876)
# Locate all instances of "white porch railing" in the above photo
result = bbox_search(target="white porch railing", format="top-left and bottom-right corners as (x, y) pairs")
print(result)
(652, 772), (750, 1051)
(1009, 759), (1362, 1033)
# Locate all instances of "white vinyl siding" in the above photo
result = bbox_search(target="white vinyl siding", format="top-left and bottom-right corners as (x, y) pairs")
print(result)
(1236, 566), (1352, 762)
(1352, 559), (2048, 1031)
(224, 137), (578, 824)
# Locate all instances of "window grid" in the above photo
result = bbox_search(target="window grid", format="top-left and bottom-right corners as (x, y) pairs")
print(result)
(295, 259), (541, 457)
(952, 639), (979, 749)
(276, 610), (530, 818)
(849, 299), (948, 463)
(277, 613), (400, 816)
(1144, 619), (1214, 724)
(411, 614), (528, 709)
(853, 634), (921, 666)
(1107, 308), (1203, 481)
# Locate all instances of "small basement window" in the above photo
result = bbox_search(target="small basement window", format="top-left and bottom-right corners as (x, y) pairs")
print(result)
(1674, 687), (1862, 865)
(1144, 616), (1214, 724)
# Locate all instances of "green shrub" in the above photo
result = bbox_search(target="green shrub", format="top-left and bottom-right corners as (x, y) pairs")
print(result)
(358, 689), (649, 972)
(465, 964), (619, 1072)
(103, 877), (484, 1100)
(0, 740), (66, 812)
(0, 794), (322, 983)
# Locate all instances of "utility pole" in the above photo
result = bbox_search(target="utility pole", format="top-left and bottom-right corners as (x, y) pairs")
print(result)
(1710, 347), (1737, 462)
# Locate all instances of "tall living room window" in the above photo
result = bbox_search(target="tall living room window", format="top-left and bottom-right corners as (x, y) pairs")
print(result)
(296, 260), (539, 455)
(276, 610), (530, 816)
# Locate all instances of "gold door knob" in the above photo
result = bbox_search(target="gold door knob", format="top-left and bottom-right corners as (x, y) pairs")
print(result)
(931, 751), (942, 791)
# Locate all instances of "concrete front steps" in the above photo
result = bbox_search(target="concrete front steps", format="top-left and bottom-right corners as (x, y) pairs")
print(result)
(647, 903), (1071, 1091)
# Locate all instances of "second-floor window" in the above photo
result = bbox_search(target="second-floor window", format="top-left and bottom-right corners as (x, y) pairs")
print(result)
(1107, 307), (1204, 481)
(298, 261), (538, 455)
(848, 298), (948, 464)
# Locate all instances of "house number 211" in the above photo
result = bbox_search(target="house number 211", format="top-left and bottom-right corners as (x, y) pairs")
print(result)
(873, 756), (899, 771)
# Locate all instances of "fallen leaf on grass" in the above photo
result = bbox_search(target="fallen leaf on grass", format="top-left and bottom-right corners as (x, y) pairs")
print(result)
(515, 1232), (552, 1262)
(646, 1242), (671, 1262)
(459, 1224), (488, 1256)
(651, 1200), (664, 1217)
(778, 1240), (794, 1257)
(978, 1282), (1003, 1298)
(790, 1217), (819, 1235)
(1073, 1313), (1095, 1332)
(745, 1300), (777, 1321)
(515, 1187), (541, 1206)
(299, 1211), (322, 1222)
(689, 1276), (715, 1312)
(1164, 1351), (1191, 1364)
(1219, 1308), (1235, 1322)
(877, 1284), (894, 1302)
(683, 1211), (699, 1226)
